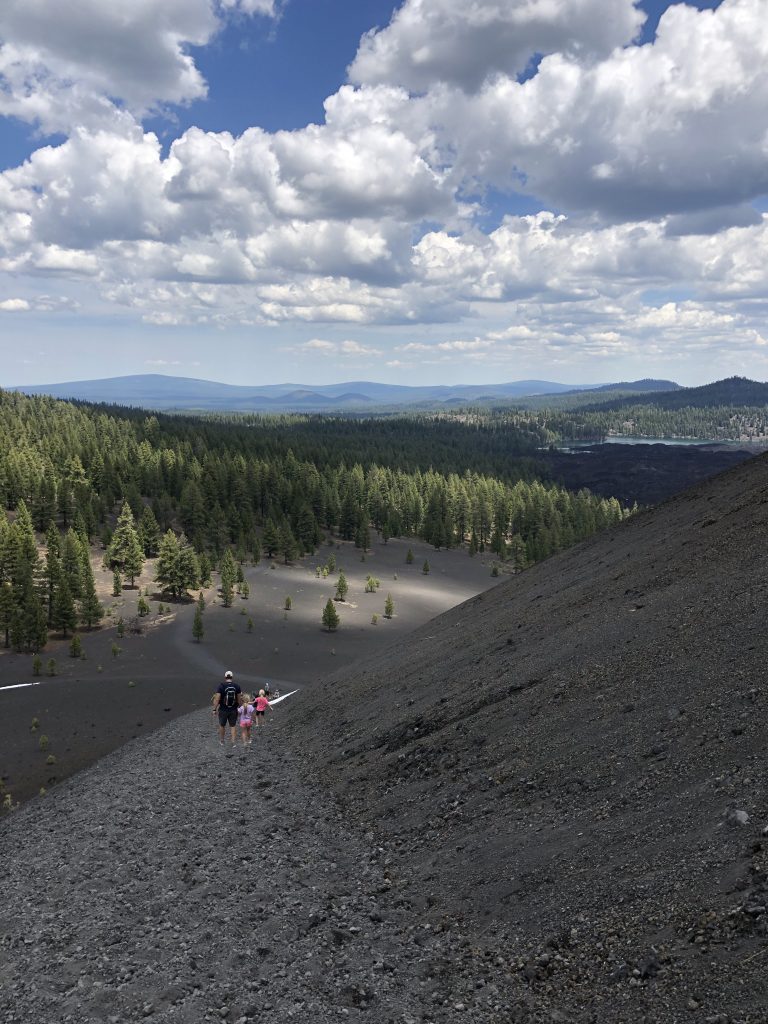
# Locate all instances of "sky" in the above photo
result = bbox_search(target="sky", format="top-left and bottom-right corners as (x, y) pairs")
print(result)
(0, 0), (766, 388)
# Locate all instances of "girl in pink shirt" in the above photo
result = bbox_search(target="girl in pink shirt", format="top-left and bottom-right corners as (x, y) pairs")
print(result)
(237, 694), (255, 747)
(254, 688), (273, 727)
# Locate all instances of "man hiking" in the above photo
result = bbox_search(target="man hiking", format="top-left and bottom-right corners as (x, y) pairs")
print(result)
(213, 670), (241, 751)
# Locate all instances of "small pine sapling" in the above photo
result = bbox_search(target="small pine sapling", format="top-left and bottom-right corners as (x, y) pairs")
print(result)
(322, 598), (340, 632)
(335, 572), (348, 602)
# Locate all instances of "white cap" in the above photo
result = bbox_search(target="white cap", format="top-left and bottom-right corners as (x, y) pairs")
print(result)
(224, 670), (233, 679)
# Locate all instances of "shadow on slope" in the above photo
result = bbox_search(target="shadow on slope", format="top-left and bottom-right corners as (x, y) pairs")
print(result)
(288, 451), (768, 1018)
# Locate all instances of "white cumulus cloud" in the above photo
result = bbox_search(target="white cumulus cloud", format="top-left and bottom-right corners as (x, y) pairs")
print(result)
(349, 0), (644, 93)
(0, 0), (281, 133)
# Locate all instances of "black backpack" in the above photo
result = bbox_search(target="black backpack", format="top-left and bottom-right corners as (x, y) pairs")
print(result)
(222, 684), (238, 709)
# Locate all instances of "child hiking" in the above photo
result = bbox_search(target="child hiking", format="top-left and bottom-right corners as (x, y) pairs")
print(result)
(238, 694), (255, 748)
(254, 688), (274, 727)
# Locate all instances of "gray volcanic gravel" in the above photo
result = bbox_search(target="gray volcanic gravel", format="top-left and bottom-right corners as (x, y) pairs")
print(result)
(1, 712), (534, 1024)
(285, 452), (768, 1022)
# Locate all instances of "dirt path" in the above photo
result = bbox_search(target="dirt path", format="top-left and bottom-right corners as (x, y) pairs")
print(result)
(0, 708), (523, 1024)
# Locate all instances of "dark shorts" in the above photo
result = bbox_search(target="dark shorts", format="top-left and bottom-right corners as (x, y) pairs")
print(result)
(255, 710), (265, 717)
(218, 707), (238, 727)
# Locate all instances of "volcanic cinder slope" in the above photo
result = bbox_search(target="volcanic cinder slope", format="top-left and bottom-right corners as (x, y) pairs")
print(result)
(288, 451), (768, 1020)
(3, 454), (768, 1023)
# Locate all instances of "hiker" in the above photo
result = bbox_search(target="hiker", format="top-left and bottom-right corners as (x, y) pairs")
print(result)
(213, 670), (241, 748)
(238, 693), (255, 749)
(254, 688), (273, 727)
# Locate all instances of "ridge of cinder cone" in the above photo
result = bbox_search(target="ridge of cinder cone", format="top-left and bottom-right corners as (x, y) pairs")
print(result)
(286, 451), (768, 1018)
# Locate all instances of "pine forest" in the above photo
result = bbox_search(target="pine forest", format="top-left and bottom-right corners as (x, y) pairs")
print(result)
(0, 389), (631, 651)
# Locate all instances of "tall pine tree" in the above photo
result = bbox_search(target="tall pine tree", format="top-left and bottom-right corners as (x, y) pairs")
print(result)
(106, 501), (144, 586)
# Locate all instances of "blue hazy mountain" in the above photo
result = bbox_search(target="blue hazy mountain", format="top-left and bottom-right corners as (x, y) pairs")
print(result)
(7, 373), (678, 411)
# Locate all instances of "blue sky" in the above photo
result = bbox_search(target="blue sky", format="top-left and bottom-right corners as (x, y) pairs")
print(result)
(1, 0), (766, 389)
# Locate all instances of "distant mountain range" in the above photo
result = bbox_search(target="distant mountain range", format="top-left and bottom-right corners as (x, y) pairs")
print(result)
(584, 375), (768, 411)
(6, 373), (681, 411)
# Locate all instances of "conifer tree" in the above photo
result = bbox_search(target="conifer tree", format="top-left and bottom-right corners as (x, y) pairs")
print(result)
(73, 508), (90, 544)
(14, 500), (38, 566)
(43, 536), (61, 628)
(45, 523), (61, 561)
(79, 556), (103, 629)
(335, 571), (349, 602)
(322, 598), (340, 632)
(279, 522), (298, 564)
(262, 519), (280, 558)
(52, 575), (76, 638)
(62, 528), (84, 599)
(156, 530), (200, 599)
(355, 520), (371, 552)
(112, 570), (122, 596)
(11, 574), (47, 652)
(0, 581), (13, 648)
(106, 502), (144, 586)
(138, 505), (161, 557)
(422, 559), (430, 574)
(384, 593), (394, 619)
(219, 547), (236, 607)
(33, 468), (57, 531)
(296, 506), (319, 553)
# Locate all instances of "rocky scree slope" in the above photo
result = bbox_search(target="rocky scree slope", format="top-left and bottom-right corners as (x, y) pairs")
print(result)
(2, 716), (533, 1024)
(287, 452), (768, 1021)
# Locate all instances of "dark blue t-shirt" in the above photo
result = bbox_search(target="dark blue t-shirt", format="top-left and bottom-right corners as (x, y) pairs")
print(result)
(217, 681), (241, 709)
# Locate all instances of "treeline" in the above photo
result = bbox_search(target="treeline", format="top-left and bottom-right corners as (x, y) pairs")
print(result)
(0, 390), (631, 650)
(0, 502), (102, 652)
(539, 405), (768, 442)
